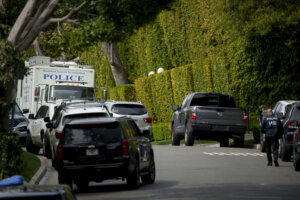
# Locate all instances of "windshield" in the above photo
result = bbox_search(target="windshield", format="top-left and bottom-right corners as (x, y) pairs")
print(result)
(111, 104), (147, 115)
(62, 113), (109, 125)
(9, 103), (22, 115)
(62, 122), (122, 145)
(50, 85), (94, 101)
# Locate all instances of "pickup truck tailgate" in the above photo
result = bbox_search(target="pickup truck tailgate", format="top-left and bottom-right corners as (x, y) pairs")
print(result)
(195, 106), (246, 126)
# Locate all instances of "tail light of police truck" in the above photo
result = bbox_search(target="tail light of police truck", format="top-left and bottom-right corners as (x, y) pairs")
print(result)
(191, 109), (196, 121)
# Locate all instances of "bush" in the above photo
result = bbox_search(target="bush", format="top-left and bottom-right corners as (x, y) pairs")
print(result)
(0, 133), (23, 180)
(152, 123), (170, 141)
(107, 84), (137, 101)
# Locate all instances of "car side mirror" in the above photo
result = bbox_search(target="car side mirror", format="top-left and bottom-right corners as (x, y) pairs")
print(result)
(23, 109), (29, 114)
(277, 112), (284, 119)
(172, 104), (180, 111)
(46, 122), (53, 129)
(44, 117), (50, 122)
(28, 114), (35, 119)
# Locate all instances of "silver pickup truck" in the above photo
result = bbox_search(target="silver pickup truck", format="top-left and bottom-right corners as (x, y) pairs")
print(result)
(171, 92), (248, 147)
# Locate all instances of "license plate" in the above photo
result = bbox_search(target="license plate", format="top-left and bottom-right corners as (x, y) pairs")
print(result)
(86, 148), (99, 156)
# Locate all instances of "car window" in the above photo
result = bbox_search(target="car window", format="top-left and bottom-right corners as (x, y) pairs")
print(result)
(291, 105), (300, 120)
(181, 94), (191, 108)
(36, 106), (45, 119)
(111, 104), (147, 115)
(62, 122), (122, 145)
(127, 120), (141, 137)
(275, 103), (282, 114)
(62, 113), (109, 125)
(9, 103), (22, 115)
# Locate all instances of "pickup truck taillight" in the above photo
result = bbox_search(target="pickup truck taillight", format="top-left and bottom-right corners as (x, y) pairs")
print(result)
(143, 118), (152, 123)
(191, 109), (196, 120)
(243, 113), (248, 123)
(55, 131), (62, 139)
(57, 144), (62, 159)
(122, 140), (129, 155)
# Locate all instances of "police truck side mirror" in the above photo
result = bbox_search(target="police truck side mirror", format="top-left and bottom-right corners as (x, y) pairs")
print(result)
(28, 114), (35, 119)
(46, 122), (53, 129)
(172, 104), (179, 111)
(22, 109), (29, 114)
(44, 117), (50, 122)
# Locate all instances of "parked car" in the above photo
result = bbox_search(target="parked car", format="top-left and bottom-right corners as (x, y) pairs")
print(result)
(279, 102), (300, 161)
(56, 117), (155, 190)
(46, 101), (110, 167)
(104, 101), (152, 138)
(0, 175), (76, 200)
(171, 92), (248, 147)
(9, 103), (28, 146)
(26, 102), (60, 155)
(260, 100), (298, 152)
(293, 128), (300, 171)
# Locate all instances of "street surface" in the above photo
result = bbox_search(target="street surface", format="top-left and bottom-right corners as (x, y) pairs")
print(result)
(40, 144), (300, 200)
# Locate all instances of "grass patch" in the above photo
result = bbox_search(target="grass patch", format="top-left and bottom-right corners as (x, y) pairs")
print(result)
(19, 151), (41, 182)
(151, 139), (218, 145)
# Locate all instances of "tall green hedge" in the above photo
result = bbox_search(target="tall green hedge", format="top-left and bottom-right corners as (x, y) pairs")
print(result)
(107, 84), (137, 102)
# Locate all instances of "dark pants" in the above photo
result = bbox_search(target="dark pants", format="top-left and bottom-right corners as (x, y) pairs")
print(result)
(265, 137), (279, 163)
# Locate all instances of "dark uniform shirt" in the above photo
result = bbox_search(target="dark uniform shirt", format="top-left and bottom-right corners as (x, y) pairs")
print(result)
(261, 115), (283, 138)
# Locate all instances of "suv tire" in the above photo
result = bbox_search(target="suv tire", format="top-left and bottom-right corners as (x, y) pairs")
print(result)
(141, 155), (156, 184)
(75, 179), (89, 191)
(127, 161), (140, 189)
(58, 175), (72, 189)
(234, 135), (244, 147)
(184, 124), (194, 146)
(280, 138), (291, 161)
(26, 133), (40, 154)
(171, 125), (180, 146)
(43, 134), (51, 159)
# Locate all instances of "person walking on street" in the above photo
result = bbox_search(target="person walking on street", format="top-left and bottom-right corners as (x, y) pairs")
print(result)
(260, 108), (283, 167)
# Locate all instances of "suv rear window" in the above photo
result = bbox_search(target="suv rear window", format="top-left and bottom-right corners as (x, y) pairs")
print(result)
(62, 113), (109, 125)
(111, 104), (147, 115)
(291, 105), (300, 119)
(62, 122), (122, 145)
(190, 94), (236, 107)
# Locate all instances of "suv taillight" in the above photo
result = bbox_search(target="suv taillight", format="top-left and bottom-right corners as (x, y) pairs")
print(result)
(122, 140), (129, 156)
(243, 112), (248, 124)
(298, 121), (300, 126)
(191, 109), (196, 121)
(298, 132), (300, 138)
(287, 121), (292, 127)
(143, 118), (152, 123)
(57, 144), (62, 159)
(55, 131), (62, 139)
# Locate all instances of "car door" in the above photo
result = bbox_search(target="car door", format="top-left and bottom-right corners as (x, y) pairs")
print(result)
(178, 94), (192, 133)
(127, 120), (150, 171)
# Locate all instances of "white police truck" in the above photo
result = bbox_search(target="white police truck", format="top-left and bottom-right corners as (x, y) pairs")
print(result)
(16, 56), (95, 116)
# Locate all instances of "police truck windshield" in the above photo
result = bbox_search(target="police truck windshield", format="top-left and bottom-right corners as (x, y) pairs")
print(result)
(50, 85), (94, 101)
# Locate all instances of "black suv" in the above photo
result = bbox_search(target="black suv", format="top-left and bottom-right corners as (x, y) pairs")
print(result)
(293, 128), (300, 171)
(279, 103), (300, 161)
(56, 117), (155, 190)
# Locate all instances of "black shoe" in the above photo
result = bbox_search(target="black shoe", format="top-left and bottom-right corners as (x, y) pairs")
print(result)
(274, 161), (279, 167)
(267, 163), (272, 166)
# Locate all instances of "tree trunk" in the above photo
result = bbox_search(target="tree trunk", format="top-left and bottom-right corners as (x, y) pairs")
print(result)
(101, 42), (129, 86)
(33, 38), (43, 56)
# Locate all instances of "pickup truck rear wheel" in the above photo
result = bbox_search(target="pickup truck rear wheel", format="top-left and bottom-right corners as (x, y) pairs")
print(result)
(260, 133), (266, 152)
(171, 125), (180, 146)
(220, 136), (229, 147)
(26, 133), (40, 154)
(184, 125), (194, 146)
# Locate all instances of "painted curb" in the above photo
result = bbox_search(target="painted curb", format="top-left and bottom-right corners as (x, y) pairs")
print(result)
(29, 156), (47, 184)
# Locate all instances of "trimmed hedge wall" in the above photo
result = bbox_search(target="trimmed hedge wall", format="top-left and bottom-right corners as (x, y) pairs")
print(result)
(152, 123), (170, 141)
(107, 84), (137, 102)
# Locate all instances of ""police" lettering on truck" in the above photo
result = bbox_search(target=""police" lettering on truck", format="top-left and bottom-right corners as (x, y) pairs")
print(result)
(43, 74), (84, 82)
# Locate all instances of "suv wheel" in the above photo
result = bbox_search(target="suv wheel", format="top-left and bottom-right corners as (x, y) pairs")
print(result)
(280, 137), (291, 161)
(58, 175), (72, 189)
(127, 161), (140, 189)
(260, 133), (266, 152)
(141, 155), (156, 184)
(26, 133), (40, 154)
(43, 134), (51, 159)
(184, 124), (194, 146)
(220, 136), (229, 147)
(293, 145), (300, 171)
(171, 125), (180, 146)
(75, 179), (89, 191)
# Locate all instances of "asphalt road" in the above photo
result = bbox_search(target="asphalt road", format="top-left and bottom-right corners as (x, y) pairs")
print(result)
(41, 144), (300, 200)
